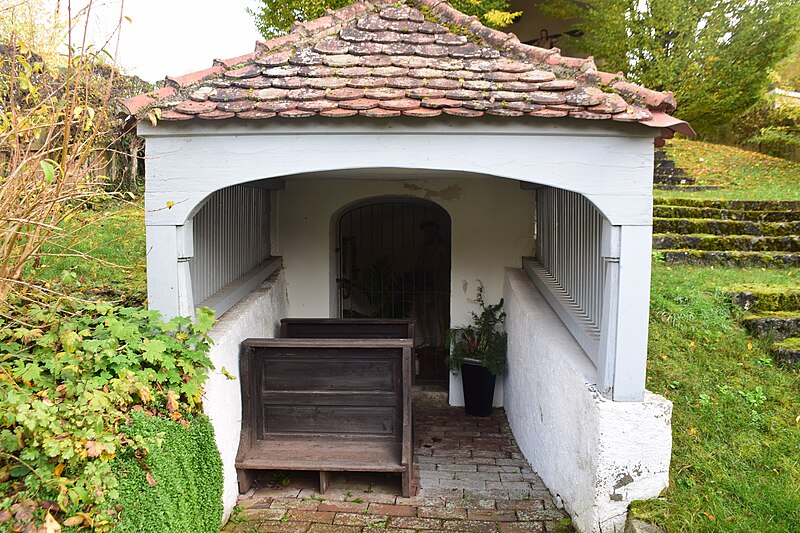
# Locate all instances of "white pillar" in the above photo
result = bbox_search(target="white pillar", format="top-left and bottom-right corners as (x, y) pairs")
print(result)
(145, 222), (195, 320)
(598, 223), (652, 402)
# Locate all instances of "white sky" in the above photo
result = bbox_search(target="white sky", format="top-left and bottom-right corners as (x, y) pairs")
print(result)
(72, 0), (262, 83)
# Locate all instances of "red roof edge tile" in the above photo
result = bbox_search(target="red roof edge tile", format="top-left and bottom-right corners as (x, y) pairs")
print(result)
(165, 65), (226, 89)
(643, 110), (696, 137)
(328, 1), (373, 23)
(214, 51), (260, 69)
(612, 81), (677, 112)
(256, 32), (302, 52)
(122, 86), (176, 115)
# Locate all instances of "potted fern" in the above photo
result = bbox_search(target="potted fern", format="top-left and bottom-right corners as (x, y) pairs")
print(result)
(446, 282), (506, 416)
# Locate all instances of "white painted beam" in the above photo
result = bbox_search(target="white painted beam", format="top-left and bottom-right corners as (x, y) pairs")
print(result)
(139, 119), (656, 227)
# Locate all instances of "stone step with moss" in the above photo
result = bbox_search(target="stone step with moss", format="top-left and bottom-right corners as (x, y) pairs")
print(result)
(653, 205), (800, 223)
(661, 250), (800, 269)
(653, 234), (800, 252)
(654, 218), (800, 237)
(727, 285), (800, 312)
(654, 198), (800, 211)
(771, 337), (800, 365)
(740, 312), (800, 341)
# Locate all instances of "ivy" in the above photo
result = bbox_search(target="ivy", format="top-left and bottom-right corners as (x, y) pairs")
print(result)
(0, 299), (216, 531)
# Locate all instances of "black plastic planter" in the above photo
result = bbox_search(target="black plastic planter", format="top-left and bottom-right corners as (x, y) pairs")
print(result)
(461, 359), (496, 417)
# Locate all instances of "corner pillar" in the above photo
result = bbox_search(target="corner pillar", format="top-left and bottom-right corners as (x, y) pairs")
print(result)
(145, 221), (195, 320)
(597, 222), (651, 401)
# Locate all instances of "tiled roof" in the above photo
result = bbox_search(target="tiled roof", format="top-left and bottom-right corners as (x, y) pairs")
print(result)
(124, 0), (692, 139)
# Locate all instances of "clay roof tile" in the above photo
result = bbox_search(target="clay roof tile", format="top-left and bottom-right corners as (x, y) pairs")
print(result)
(123, 0), (690, 141)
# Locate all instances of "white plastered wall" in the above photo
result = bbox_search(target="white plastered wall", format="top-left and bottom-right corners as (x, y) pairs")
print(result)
(202, 271), (288, 520)
(273, 175), (536, 406)
(503, 268), (672, 533)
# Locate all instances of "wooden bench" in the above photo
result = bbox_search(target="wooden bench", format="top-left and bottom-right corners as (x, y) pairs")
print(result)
(236, 338), (413, 496)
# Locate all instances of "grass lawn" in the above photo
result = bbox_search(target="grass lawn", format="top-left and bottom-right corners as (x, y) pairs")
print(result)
(633, 262), (800, 531)
(660, 138), (800, 201)
(635, 138), (800, 531)
(31, 201), (146, 305)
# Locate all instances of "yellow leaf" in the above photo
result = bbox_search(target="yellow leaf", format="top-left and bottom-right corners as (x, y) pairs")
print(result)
(703, 512), (716, 521)
(85, 440), (106, 458)
(688, 427), (698, 436)
(43, 512), (61, 533)
(747, 343), (753, 350)
(166, 200), (175, 209)
(146, 471), (157, 487)
(63, 516), (84, 527)
(689, 341), (696, 350)
(53, 463), (65, 477)
(166, 390), (179, 413)
(138, 386), (151, 404)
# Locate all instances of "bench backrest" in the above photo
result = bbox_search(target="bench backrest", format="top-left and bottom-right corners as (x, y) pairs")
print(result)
(240, 338), (412, 442)
(280, 318), (414, 340)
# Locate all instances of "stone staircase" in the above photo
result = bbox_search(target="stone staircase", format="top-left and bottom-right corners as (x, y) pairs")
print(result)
(728, 286), (800, 364)
(653, 198), (800, 268)
(653, 149), (695, 188)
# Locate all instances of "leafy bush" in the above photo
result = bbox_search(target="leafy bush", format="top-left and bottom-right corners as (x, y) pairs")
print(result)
(115, 412), (222, 533)
(732, 93), (800, 159)
(0, 299), (216, 531)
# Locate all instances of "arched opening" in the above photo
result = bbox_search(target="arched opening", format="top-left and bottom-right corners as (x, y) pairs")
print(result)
(336, 198), (451, 383)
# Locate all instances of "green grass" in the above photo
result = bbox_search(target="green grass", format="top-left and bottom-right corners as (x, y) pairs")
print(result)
(659, 139), (800, 201)
(32, 201), (146, 305)
(632, 260), (800, 531)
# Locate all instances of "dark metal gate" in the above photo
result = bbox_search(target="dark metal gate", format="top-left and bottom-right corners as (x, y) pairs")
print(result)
(337, 199), (451, 383)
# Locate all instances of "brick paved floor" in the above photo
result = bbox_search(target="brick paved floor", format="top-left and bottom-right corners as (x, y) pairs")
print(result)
(226, 396), (571, 532)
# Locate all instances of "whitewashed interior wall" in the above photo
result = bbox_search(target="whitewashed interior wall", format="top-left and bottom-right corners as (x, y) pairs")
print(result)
(190, 185), (271, 304)
(274, 176), (535, 326)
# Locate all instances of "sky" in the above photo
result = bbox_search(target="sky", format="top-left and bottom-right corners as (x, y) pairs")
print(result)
(74, 0), (263, 83)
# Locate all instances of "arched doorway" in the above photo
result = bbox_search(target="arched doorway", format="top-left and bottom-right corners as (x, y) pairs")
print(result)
(336, 198), (451, 383)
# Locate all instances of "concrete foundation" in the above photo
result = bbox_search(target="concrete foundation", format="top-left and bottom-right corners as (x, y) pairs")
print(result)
(503, 268), (672, 533)
(202, 271), (288, 520)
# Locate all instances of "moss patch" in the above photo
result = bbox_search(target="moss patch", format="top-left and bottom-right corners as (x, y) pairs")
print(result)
(114, 412), (223, 533)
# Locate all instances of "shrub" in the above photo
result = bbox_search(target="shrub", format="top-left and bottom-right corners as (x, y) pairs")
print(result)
(732, 93), (800, 159)
(114, 412), (222, 533)
(0, 299), (216, 531)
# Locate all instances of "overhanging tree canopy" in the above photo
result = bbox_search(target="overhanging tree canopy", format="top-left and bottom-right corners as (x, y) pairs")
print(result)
(542, 0), (800, 135)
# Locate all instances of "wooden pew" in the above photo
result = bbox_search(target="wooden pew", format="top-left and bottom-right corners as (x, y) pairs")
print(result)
(236, 337), (413, 496)
(280, 318), (414, 340)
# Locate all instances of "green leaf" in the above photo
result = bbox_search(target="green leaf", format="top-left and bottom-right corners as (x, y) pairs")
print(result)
(40, 159), (55, 184)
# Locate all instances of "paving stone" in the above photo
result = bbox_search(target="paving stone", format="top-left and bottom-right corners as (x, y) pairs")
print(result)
(286, 509), (335, 523)
(318, 501), (369, 513)
(418, 506), (468, 519)
(307, 524), (360, 533)
(242, 507), (286, 520)
(496, 500), (545, 511)
(468, 509), (517, 521)
(388, 516), (444, 529)
(442, 519), (499, 532)
(368, 503), (417, 516)
(517, 509), (570, 521)
(500, 523), (547, 532)
(334, 512), (389, 526)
